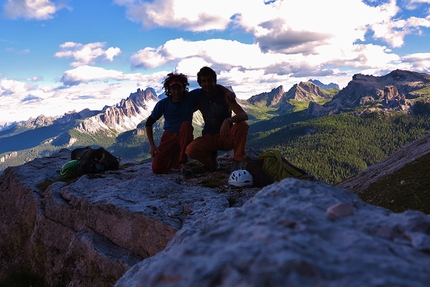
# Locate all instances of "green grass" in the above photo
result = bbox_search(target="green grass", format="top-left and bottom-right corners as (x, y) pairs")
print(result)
(358, 152), (430, 214)
(199, 173), (228, 188)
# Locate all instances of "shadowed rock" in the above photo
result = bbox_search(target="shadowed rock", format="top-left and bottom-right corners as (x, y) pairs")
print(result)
(0, 149), (256, 286)
(2, 144), (430, 286)
(116, 179), (430, 287)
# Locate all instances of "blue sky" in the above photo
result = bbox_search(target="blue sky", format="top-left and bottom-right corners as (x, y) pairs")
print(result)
(1, 0), (430, 125)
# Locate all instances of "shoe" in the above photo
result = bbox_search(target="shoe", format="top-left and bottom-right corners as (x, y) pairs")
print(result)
(179, 163), (193, 176)
(230, 160), (242, 172)
(210, 151), (220, 171)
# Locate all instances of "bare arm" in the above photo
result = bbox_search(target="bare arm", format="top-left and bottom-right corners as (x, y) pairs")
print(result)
(145, 117), (159, 157)
(220, 98), (248, 140)
(228, 99), (248, 122)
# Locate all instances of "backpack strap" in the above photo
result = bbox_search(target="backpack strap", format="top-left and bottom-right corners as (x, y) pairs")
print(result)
(272, 150), (284, 181)
(98, 152), (106, 163)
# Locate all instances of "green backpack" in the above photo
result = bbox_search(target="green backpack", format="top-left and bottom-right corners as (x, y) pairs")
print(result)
(258, 149), (308, 182)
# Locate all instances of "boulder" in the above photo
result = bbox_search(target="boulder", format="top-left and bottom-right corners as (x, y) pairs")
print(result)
(116, 179), (430, 287)
(0, 149), (257, 286)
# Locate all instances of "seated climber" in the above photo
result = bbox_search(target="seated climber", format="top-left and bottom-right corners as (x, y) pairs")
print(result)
(145, 72), (195, 176)
(186, 66), (249, 172)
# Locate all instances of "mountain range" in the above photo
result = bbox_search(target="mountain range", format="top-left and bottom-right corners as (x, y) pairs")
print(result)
(1, 69), (430, 182)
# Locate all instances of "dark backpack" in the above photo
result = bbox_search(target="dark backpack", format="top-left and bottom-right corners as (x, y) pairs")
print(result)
(71, 146), (120, 174)
(246, 149), (316, 187)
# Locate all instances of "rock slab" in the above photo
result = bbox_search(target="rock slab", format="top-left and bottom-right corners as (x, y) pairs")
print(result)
(116, 179), (430, 287)
(0, 149), (252, 286)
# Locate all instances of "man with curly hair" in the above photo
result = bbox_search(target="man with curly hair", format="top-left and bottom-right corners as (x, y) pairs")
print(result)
(145, 72), (195, 176)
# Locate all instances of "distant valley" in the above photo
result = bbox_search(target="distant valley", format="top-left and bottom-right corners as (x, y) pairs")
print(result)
(1, 69), (430, 185)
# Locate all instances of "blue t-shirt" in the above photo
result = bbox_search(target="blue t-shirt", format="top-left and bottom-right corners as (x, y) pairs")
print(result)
(150, 90), (201, 132)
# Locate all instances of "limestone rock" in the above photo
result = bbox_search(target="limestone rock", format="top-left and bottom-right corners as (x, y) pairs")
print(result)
(0, 149), (257, 286)
(3, 140), (430, 286)
(116, 179), (430, 287)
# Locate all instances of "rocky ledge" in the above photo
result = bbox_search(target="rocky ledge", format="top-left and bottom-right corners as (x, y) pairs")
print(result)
(1, 149), (430, 286)
(0, 149), (258, 286)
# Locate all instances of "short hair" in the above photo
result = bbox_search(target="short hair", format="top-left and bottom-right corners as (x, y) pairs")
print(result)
(162, 73), (189, 97)
(197, 66), (217, 85)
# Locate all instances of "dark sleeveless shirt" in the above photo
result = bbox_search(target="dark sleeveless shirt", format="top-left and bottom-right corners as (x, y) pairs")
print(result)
(195, 89), (232, 135)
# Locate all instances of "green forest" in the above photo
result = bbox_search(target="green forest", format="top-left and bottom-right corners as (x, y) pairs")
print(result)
(247, 110), (430, 185)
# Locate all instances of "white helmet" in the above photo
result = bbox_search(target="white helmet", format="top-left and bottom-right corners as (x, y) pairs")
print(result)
(228, 170), (253, 187)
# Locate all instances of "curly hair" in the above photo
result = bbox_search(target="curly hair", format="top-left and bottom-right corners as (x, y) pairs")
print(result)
(163, 72), (189, 97)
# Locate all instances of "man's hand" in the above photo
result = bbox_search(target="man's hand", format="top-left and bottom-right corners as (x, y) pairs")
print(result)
(149, 144), (159, 157)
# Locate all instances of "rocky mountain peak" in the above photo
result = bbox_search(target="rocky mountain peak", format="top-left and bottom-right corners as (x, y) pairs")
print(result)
(76, 88), (158, 134)
(286, 81), (332, 101)
(119, 87), (158, 108)
(21, 114), (57, 128)
(384, 69), (430, 83)
(247, 85), (286, 107)
(55, 108), (101, 125)
(247, 81), (335, 112)
(320, 69), (430, 115)
(309, 79), (339, 89)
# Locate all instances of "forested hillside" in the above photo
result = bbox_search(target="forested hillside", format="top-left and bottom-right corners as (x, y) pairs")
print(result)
(247, 110), (430, 185)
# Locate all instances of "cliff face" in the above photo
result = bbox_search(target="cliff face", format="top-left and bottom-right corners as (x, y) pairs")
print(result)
(247, 85), (286, 107)
(324, 69), (430, 113)
(0, 149), (256, 286)
(2, 141), (430, 286)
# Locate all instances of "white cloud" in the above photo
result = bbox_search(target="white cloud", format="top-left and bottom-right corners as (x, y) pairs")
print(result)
(401, 53), (430, 71)
(128, 37), (402, 91)
(116, 0), (430, 58)
(114, 0), (414, 52)
(406, 0), (430, 9)
(60, 66), (122, 86)
(0, 78), (31, 96)
(130, 47), (168, 69)
(55, 42), (121, 67)
(114, 0), (236, 31)
(2, 0), (58, 20)
(120, 0), (430, 97)
(60, 65), (149, 86)
(131, 38), (282, 70)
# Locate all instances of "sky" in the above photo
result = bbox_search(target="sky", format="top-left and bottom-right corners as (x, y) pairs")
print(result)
(1, 0), (430, 125)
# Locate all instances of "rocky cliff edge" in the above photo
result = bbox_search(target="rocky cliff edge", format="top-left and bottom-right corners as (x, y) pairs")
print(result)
(0, 149), (257, 286)
(2, 149), (430, 286)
